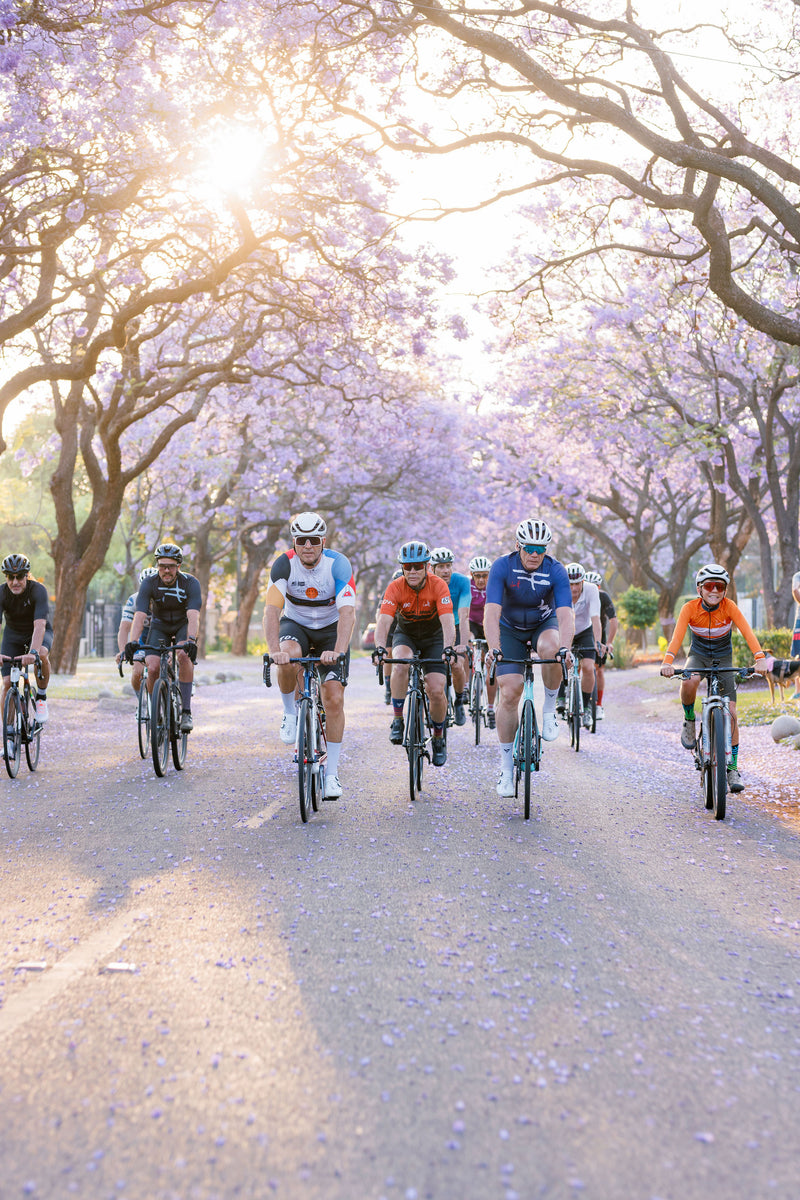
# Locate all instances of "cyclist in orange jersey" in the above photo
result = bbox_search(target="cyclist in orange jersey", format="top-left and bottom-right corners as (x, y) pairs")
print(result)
(660, 563), (769, 792)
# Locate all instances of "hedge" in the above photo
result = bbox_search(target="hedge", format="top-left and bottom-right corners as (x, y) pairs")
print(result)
(732, 627), (794, 667)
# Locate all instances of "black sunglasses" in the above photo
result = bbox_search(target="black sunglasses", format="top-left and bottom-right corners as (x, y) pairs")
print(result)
(295, 536), (322, 547)
(4, 571), (27, 581)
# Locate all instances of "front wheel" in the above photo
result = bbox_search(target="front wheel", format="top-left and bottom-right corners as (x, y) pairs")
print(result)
(589, 683), (597, 734)
(3, 688), (22, 778)
(472, 671), (483, 746)
(297, 698), (314, 823)
(569, 677), (581, 752)
(520, 700), (534, 820)
(151, 679), (171, 777)
(24, 687), (40, 771)
(137, 683), (151, 758)
(406, 690), (422, 802)
(170, 686), (188, 770)
(709, 707), (727, 820)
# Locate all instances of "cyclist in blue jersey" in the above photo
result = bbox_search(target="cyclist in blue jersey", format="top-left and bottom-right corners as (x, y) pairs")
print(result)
(430, 547), (472, 724)
(484, 518), (574, 798)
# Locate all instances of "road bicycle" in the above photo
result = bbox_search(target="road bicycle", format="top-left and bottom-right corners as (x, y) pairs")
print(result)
(671, 663), (754, 821)
(561, 651), (596, 750)
(2, 654), (43, 778)
(148, 641), (191, 777)
(264, 653), (345, 823)
(118, 656), (151, 759)
(490, 654), (567, 820)
(376, 651), (453, 803)
(467, 637), (490, 745)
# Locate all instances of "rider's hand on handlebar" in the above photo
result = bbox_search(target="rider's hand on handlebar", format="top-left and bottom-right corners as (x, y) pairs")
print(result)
(271, 650), (291, 666)
(660, 663), (675, 678)
(123, 641), (140, 664)
(443, 646), (458, 662)
(753, 657), (769, 676)
(372, 645), (387, 664)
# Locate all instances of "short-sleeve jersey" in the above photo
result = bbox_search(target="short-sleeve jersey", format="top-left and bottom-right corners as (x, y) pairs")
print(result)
(446, 571), (472, 620)
(469, 579), (487, 625)
(380, 573), (453, 635)
(486, 552), (572, 632)
(122, 590), (152, 635)
(267, 548), (356, 630)
(571, 581), (601, 636)
(135, 571), (202, 631)
(0, 579), (51, 635)
(598, 589), (616, 640)
(663, 597), (765, 663)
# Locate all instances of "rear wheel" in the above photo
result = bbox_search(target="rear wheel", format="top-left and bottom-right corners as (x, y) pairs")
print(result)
(472, 671), (483, 746)
(311, 697), (326, 811)
(297, 698), (313, 823)
(520, 700), (534, 820)
(151, 679), (171, 777)
(24, 687), (40, 771)
(3, 689), (22, 778)
(569, 677), (581, 751)
(709, 707), (727, 820)
(170, 687), (188, 770)
(137, 683), (151, 758)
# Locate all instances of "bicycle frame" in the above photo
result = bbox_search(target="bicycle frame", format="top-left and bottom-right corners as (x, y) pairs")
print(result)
(673, 663), (752, 821)
(376, 652), (452, 802)
(468, 638), (489, 745)
(149, 641), (189, 778)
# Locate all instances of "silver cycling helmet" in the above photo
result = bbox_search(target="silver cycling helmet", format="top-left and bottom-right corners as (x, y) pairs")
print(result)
(583, 570), (603, 585)
(430, 546), (455, 564)
(515, 519), (552, 546)
(139, 566), (159, 584)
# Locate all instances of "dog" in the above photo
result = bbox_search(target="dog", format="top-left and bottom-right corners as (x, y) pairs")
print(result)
(763, 656), (800, 705)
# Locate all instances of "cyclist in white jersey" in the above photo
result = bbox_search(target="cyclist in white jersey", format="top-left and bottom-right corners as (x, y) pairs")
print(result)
(558, 563), (602, 727)
(263, 511), (356, 800)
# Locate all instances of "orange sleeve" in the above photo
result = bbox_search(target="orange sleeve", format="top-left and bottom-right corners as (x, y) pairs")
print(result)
(663, 601), (691, 662)
(379, 579), (402, 618)
(728, 600), (766, 659)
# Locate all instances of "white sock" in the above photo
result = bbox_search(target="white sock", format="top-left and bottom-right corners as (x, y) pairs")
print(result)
(280, 691), (298, 716)
(326, 741), (341, 775)
(543, 686), (559, 713)
(499, 742), (514, 772)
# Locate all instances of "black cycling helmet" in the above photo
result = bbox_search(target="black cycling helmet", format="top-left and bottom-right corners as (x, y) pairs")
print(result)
(2, 553), (31, 575)
(154, 542), (183, 564)
(397, 540), (431, 565)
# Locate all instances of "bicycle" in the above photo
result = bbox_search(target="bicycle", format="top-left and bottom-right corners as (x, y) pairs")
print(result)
(489, 653), (567, 820)
(670, 663), (754, 821)
(2, 653), (43, 778)
(118, 658), (151, 759)
(561, 651), (596, 750)
(146, 641), (191, 777)
(375, 651), (453, 803)
(467, 638), (490, 745)
(264, 653), (345, 823)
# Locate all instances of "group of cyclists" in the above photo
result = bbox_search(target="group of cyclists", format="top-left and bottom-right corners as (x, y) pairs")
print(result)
(3, 507), (794, 801)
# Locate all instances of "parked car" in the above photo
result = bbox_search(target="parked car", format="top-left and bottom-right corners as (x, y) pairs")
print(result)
(361, 623), (376, 650)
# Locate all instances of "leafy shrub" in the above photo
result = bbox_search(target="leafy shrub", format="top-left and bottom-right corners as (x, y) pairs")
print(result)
(732, 627), (793, 666)
(617, 587), (660, 631)
(608, 635), (636, 669)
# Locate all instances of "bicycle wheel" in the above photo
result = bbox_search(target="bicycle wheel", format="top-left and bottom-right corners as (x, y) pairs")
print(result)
(170, 687), (188, 771)
(406, 690), (421, 802)
(3, 689), (22, 778)
(472, 671), (483, 746)
(297, 698), (314, 823)
(531, 704), (542, 771)
(24, 687), (40, 771)
(520, 700), (534, 820)
(137, 684), (151, 758)
(589, 683), (597, 734)
(151, 679), (171, 777)
(709, 707), (727, 820)
(311, 701), (326, 812)
(570, 677), (581, 751)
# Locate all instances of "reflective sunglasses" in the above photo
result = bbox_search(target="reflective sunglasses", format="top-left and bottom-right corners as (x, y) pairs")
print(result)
(521, 543), (547, 555)
(295, 536), (322, 547)
(402, 563), (426, 572)
(702, 581), (726, 594)
(4, 571), (27, 581)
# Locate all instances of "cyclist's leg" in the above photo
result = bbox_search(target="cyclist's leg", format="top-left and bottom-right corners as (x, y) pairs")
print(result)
(388, 634), (414, 743)
(142, 620), (167, 693)
(496, 627), (525, 775)
(274, 618), (308, 740)
(315, 630), (348, 792)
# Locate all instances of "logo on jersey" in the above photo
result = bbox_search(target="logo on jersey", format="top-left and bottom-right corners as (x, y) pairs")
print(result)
(305, 587), (319, 599)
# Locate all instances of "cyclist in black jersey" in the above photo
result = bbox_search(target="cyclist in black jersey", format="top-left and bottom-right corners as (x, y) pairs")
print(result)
(125, 543), (201, 733)
(0, 554), (53, 745)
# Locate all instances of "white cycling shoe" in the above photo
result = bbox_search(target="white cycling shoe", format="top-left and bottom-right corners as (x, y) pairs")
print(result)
(496, 771), (515, 797)
(279, 712), (297, 744)
(541, 713), (559, 741)
(324, 774), (343, 800)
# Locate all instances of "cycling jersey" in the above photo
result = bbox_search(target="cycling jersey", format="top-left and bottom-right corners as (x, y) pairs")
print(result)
(0, 579), (50, 634)
(571, 581), (601, 636)
(486, 552), (572, 632)
(598, 589), (616, 641)
(446, 571), (472, 619)
(136, 570), (202, 632)
(663, 597), (765, 663)
(380, 573), (453, 634)
(469, 579), (487, 625)
(267, 548), (356, 631)
(122, 591), (152, 637)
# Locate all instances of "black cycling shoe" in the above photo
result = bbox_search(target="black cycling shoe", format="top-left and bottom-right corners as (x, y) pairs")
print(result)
(390, 716), (404, 744)
(454, 701), (466, 726)
(431, 735), (447, 766)
(487, 710), (496, 730)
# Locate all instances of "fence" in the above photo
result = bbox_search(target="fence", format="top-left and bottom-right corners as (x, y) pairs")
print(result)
(81, 600), (123, 658)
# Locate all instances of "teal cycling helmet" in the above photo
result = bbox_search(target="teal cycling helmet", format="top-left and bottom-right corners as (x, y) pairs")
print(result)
(398, 540), (431, 565)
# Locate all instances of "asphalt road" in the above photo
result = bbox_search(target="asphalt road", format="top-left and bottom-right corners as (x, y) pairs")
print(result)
(1, 659), (799, 1200)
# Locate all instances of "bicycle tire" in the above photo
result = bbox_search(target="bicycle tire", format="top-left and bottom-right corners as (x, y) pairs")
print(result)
(521, 700), (534, 820)
(407, 689), (421, 802)
(709, 707), (727, 820)
(170, 686), (188, 770)
(590, 683), (597, 734)
(3, 688), (22, 778)
(137, 683), (151, 758)
(151, 679), (171, 777)
(312, 701), (326, 810)
(531, 704), (542, 771)
(570, 676), (581, 751)
(24, 686), (40, 771)
(473, 671), (483, 746)
(297, 697), (314, 823)
(416, 696), (425, 793)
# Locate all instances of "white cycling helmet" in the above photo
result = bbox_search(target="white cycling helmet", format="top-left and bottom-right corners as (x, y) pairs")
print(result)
(515, 519), (552, 546)
(290, 511), (327, 539)
(469, 555), (492, 572)
(566, 562), (585, 582)
(584, 570), (603, 585)
(139, 566), (159, 584)
(430, 546), (455, 564)
(695, 563), (730, 589)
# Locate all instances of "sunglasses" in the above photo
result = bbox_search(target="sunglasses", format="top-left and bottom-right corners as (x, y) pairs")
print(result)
(4, 571), (27, 581)
(157, 561), (178, 569)
(402, 563), (426, 572)
(702, 582), (726, 594)
(295, 536), (322, 547)
(521, 544), (546, 555)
